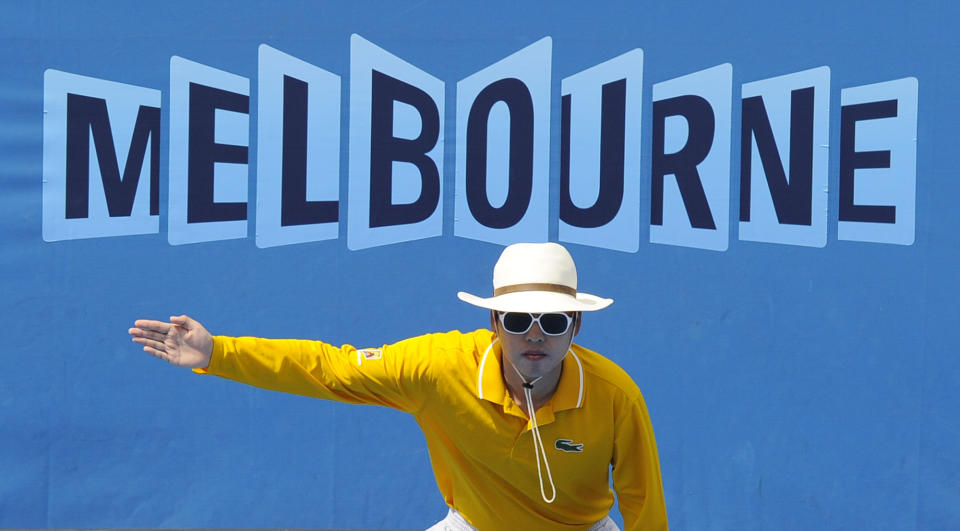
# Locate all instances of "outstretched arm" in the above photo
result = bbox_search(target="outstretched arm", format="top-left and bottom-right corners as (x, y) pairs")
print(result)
(130, 317), (445, 413)
(129, 315), (213, 369)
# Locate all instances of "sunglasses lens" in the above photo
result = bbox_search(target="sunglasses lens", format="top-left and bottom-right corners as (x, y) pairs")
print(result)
(502, 312), (534, 334)
(500, 312), (571, 335)
(539, 313), (570, 335)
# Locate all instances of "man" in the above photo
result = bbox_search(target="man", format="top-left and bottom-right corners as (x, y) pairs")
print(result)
(129, 242), (668, 530)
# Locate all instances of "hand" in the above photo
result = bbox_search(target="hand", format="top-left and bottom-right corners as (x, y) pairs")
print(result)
(129, 315), (214, 369)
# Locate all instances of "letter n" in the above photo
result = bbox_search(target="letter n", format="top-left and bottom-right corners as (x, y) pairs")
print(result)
(738, 67), (830, 248)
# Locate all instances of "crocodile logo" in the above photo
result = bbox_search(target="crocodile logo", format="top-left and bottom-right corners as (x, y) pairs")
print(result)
(555, 438), (584, 452)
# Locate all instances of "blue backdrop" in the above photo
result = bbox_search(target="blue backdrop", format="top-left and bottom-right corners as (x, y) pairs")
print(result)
(2, 1), (957, 529)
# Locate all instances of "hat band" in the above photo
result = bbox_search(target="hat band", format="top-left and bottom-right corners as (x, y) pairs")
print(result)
(493, 283), (577, 297)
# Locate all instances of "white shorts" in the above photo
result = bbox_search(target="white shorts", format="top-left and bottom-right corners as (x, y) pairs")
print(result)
(426, 507), (621, 531)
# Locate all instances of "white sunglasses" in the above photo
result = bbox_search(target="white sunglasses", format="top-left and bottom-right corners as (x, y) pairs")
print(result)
(497, 312), (574, 336)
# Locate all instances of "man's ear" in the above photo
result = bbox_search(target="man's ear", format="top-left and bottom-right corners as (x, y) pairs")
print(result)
(573, 312), (582, 337)
(490, 310), (498, 334)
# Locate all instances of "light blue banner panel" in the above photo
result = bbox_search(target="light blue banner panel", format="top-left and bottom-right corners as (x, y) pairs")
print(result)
(454, 37), (552, 245)
(168, 56), (250, 245)
(650, 63), (732, 252)
(739, 66), (830, 248)
(42, 70), (161, 241)
(558, 49), (644, 253)
(838, 77), (918, 245)
(255, 45), (341, 249)
(347, 35), (445, 250)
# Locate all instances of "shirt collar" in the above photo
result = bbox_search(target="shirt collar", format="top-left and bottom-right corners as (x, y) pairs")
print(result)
(476, 337), (585, 416)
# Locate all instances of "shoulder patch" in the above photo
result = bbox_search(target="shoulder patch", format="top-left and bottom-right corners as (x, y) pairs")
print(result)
(355, 348), (383, 365)
(360, 348), (382, 360)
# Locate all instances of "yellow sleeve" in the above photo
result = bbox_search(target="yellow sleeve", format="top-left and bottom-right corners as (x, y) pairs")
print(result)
(192, 332), (448, 413)
(612, 392), (669, 531)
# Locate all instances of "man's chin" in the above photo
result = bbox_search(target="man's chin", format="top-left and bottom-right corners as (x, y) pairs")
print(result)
(517, 363), (550, 381)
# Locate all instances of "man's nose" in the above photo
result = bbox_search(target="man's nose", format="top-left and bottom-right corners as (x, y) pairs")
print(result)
(525, 321), (546, 342)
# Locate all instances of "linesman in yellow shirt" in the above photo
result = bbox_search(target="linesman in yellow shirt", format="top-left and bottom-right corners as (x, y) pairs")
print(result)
(129, 242), (668, 530)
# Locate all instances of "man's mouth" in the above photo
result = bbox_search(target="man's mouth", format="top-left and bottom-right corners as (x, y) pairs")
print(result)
(523, 351), (546, 361)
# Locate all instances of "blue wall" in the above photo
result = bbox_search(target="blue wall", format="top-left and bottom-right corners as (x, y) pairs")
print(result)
(2, 2), (957, 529)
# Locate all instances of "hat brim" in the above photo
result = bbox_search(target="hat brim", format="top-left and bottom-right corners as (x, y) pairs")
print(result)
(457, 290), (613, 313)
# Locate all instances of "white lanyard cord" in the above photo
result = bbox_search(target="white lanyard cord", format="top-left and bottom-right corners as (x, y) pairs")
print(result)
(509, 361), (557, 504)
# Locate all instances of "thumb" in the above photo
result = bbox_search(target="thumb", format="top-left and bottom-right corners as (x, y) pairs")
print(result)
(170, 314), (196, 330)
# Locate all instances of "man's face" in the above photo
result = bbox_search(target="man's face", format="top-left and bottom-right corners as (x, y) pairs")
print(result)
(491, 311), (581, 381)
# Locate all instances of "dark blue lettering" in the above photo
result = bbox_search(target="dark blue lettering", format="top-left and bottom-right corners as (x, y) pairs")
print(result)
(560, 79), (626, 228)
(739, 87), (814, 225)
(368, 70), (440, 228)
(281, 75), (339, 226)
(651, 94), (716, 229)
(465, 78), (534, 229)
(65, 93), (159, 218)
(839, 100), (898, 223)
(186, 82), (249, 223)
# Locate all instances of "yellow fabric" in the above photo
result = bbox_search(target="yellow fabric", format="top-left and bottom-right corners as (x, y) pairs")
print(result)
(195, 329), (667, 531)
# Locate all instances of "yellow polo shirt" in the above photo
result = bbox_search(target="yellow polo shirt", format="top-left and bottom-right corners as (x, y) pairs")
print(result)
(197, 329), (667, 530)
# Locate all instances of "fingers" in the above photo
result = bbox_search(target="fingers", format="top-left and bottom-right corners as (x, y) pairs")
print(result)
(131, 336), (167, 353)
(132, 319), (175, 333)
(128, 327), (167, 342)
(133, 336), (170, 362)
(141, 343), (170, 361)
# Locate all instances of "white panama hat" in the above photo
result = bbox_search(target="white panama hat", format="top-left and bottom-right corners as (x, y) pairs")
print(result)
(457, 242), (613, 313)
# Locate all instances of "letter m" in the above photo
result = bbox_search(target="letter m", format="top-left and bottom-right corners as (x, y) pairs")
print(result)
(43, 70), (161, 241)
(66, 94), (159, 218)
